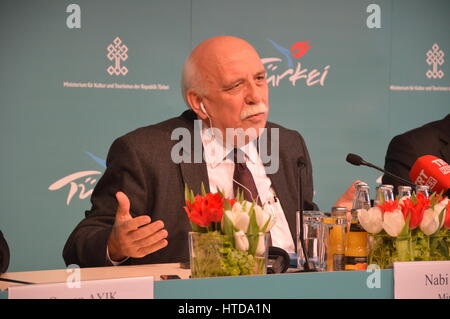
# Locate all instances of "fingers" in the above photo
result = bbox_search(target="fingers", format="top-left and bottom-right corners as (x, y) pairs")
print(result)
(117, 227), (169, 259)
(132, 227), (168, 248)
(341, 180), (362, 200)
(128, 220), (165, 242)
(110, 191), (169, 259)
(334, 181), (362, 211)
(123, 215), (152, 231)
(115, 192), (132, 222)
(135, 239), (169, 258)
(351, 180), (362, 189)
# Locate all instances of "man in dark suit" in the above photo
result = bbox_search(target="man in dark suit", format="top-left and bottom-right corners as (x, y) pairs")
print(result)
(63, 36), (356, 267)
(383, 113), (450, 192)
(0, 230), (10, 274)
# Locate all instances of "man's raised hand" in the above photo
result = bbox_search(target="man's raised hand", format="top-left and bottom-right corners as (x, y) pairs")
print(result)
(107, 192), (168, 262)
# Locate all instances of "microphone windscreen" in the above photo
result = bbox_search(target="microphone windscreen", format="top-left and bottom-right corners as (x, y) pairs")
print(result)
(409, 155), (450, 194)
(346, 153), (363, 166)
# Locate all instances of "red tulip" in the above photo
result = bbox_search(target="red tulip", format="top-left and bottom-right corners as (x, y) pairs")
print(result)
(184, 193), (225, 227)
(400, 193), (430, 230)
(377, 199), (399, 213)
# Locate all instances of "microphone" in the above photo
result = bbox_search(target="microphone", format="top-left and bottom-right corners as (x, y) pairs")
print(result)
(296, 157), (316, 272)
(409, 155), (450, 196)
(346, 153), (416, 188)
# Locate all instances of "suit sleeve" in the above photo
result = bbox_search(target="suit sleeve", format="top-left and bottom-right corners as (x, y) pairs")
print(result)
(62, 137), (150, 268)
(0, 230), (10, 274)
(382, 134), (417, 191)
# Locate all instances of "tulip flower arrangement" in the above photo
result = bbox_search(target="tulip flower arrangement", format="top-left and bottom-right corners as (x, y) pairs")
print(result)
(357, 191), (449, 269)
(184, 183), (276, 278)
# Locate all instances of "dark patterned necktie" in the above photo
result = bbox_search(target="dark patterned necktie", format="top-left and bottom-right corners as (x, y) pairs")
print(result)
(232, 148), (261, 205)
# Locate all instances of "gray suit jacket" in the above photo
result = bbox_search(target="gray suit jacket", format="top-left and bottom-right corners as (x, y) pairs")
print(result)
(63, 110), (317, 267)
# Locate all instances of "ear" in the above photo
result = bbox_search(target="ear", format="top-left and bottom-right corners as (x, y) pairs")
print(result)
(186, 90), (208, 120)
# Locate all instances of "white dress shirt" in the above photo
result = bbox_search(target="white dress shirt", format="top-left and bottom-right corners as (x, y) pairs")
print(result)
(201, 127), (295, 253)
(107, 124), (296, 265)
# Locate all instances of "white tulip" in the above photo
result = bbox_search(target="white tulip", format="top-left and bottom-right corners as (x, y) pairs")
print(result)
(382, 209), (405, 237)
(225, 206), (250, 232)
(235, 213), (250, 232)
(420, 208), (440, 235)
(255, 232), (266, 256)
(434, 202), (447, 228)
(234, 231), (249, 251)
(242, 200), (252, 212)
(357, 207), (383, 234)
(232, 202), (243, 214)
(255, 204), (276, 232)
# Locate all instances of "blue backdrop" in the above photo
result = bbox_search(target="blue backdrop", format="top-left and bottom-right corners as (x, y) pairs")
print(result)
(0, 0), (448, 272)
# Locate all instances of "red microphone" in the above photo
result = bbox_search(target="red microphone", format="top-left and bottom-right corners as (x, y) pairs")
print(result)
(409, 155), (450, 194)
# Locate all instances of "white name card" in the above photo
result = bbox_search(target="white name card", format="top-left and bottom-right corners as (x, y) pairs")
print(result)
(8, 276), (154, 299)
(394, 261), (450, 299)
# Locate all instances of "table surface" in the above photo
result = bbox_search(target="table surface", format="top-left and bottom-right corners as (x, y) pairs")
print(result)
(0, 263), (191, 291)
(0, 264), (395, 298)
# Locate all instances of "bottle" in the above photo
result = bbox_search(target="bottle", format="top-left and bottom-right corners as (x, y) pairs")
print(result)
(345, 184), (370, 271)
(398, 186), (412, 203)
(374, 184), (394, 205)
(331, 206), (348, 218)
(351, 182), (368, 206)
(325, 207), (347, 271)
(416, 185), (430, 198)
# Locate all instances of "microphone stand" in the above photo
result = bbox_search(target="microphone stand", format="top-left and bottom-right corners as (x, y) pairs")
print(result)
(295, 158), (316, 272)
(363, 161), (416, 188)
(346, 153), (416, 188)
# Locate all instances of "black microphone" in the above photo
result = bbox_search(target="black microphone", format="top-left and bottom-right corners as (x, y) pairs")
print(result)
(346, 153), (416, 188)
(296, 157), (316, 272)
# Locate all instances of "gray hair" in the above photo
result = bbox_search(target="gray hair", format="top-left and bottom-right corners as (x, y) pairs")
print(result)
(181, 55), (207, 108)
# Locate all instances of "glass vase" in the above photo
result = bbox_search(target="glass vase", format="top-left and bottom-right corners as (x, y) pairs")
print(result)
(368, 233), (395, 269)
(429, 228), (450, 261)
(393, 235), (413, 262)
(188, 231), (269, 278)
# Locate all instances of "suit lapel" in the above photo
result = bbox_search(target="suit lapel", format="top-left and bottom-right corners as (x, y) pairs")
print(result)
(177, 111), (211, 195)
(180, 162), (210, 195)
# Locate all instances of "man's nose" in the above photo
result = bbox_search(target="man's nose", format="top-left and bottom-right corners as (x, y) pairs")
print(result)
(244, 81), (262, 105)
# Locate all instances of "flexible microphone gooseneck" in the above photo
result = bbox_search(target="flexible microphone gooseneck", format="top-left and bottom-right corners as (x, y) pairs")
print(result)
(346, 153), (416, 188)
(297, 157), (316, 272)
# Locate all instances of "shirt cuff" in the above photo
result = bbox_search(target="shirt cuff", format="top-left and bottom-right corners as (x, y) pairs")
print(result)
(106, 246), (129, 266)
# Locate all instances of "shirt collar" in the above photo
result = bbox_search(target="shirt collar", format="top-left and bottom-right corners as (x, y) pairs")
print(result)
(200, 126), (259, 168)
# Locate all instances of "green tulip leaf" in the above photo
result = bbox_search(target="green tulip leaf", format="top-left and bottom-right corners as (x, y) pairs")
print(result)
(201, 182), (206, 197)
(399, 213), (411, 238)
(184, 183), (190, 203)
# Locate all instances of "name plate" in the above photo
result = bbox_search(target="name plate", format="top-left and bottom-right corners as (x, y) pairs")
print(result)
(8, 276), (154, 299)
(394, 261), (450, 299)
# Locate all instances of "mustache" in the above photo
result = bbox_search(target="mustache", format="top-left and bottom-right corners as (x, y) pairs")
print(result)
(240, 102), (268, 120)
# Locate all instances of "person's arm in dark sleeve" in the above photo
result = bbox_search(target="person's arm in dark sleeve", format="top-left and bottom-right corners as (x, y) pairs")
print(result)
(383, 134), (417, 191)
(0, 230), (10, 274)
(62, 136), (150, 268)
